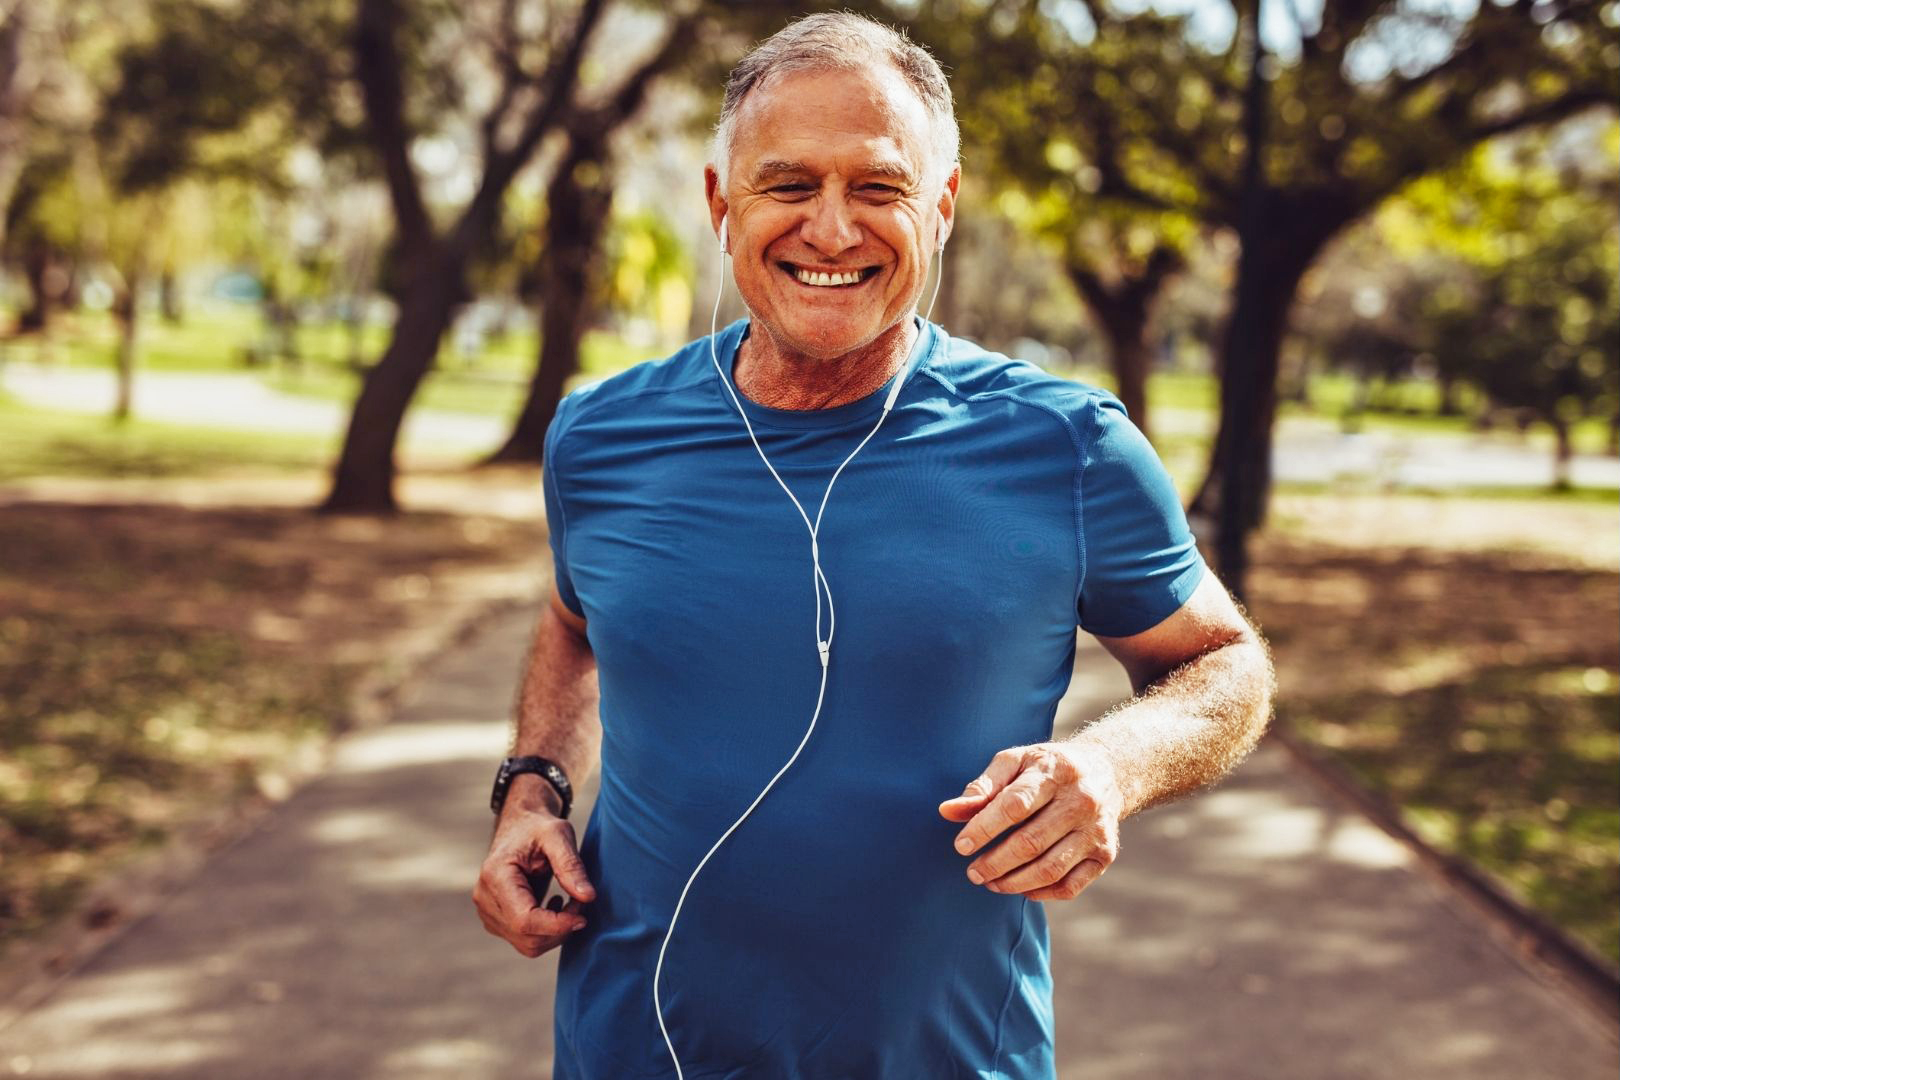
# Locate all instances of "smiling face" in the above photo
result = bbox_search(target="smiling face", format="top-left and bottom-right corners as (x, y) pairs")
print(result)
(706, 65), (958, 363)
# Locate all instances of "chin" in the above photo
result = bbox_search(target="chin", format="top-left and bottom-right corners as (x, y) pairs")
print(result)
(763, 311), (897, 360)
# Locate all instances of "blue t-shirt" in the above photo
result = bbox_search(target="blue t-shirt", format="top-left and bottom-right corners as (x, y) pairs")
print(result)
(544, 319), (1203, 1078)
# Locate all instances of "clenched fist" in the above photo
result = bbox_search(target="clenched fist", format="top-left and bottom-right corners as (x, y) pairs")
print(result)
(474, 800), (597, 957)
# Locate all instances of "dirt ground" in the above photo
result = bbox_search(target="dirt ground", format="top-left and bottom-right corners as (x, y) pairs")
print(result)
(0, 489), (549, 946)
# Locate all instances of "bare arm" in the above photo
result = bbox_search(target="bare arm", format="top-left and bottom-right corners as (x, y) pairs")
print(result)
(496, 588), (602, 820)
(939, 569), (1274, 900)
(1073, 571), (1273, 816)
(473, 586), (603, 956)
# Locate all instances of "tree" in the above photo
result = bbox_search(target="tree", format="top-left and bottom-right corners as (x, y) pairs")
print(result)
(1385, 125), (1620, 485)
(0, 0), (52, 258)
(486, 11), (698, 464)
(933, 2), (1225, 437)
(1198, 0), (1619, 587)
(936, 0), (1617, 587)
(321, 0), (609, 512)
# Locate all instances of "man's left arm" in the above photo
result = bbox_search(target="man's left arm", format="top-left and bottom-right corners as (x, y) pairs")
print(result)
(938, 569), (1274, 900)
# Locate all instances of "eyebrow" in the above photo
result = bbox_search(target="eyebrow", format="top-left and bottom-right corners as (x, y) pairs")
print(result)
(747, 159), (918, 186)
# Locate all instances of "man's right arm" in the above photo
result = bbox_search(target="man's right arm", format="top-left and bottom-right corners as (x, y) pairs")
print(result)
(471, 586), (602, 957)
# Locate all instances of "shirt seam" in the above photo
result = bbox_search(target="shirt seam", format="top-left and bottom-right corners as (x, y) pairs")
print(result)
(990, 897), (1032, 1075)
(919, 357), (1094, 609)
(546, 398), (577, 612)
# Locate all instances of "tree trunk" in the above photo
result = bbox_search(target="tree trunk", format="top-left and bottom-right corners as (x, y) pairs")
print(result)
(320, 243), (467, 513)
(1550, 416), (1573, 491)
(1197, 239), (1303, 593)
(159, 268), (183, 324)
(488, 132), (612, 465)
(111, 270), (141, 423)
(15, 239), (50, 334)
(1110, 334), (1151, 439)
(1191, 191), (1346, 594)
(1067, 276), (1156, 439)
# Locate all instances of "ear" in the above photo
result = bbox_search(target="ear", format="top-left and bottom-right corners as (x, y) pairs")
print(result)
(935, 164), (960, 251)
(705, 165), (728, 252)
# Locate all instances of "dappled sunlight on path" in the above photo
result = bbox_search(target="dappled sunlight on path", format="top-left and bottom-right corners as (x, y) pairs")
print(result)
(1, 610), (1614, 1078)
(1046, 640), (1615, 1080)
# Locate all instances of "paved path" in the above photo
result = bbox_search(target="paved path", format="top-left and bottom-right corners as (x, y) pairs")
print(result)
(0, 606), (1617, 1078)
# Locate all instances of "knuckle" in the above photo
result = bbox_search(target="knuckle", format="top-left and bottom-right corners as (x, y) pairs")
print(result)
(1013, 831), (1047, 860)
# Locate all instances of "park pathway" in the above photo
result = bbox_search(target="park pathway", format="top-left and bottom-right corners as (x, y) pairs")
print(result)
(0, 604), (1617, 1078)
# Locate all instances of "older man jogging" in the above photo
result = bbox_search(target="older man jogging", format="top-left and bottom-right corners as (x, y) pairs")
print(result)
(473, 13), (1273, 1078)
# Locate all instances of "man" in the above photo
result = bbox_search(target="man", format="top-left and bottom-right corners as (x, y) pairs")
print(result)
(473, 13), (1273, 1078)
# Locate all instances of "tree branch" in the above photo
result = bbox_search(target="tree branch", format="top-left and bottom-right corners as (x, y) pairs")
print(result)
(352, 0), (432, 254)
(590, 11), (699, 132)
(1466, 88), (1616, 145)
(474, 0), (607, 201)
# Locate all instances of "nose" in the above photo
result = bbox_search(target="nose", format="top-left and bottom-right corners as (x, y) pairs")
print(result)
(798, 193), (862, 257)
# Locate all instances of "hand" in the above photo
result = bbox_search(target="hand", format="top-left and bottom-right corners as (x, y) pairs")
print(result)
(473, 802), (597, 957)
(937, 742), (1123, 902)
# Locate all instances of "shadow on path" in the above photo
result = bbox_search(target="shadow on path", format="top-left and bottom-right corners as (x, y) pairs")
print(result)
(0, 607), (1617, 1078)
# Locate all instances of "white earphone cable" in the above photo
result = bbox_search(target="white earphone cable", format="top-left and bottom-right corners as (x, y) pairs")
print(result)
(653, 229), (939, 1080)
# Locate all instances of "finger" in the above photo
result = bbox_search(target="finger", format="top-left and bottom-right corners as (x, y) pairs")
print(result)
(479, 860), (542, 926)
(944, 747), (1029, 819)
(536, 824), (596, 903)
(983, 829), (1095, 894)
(515, 901), (588, 940)
(954, 770), (1057, 856)
(936, 791), (993, 822)
(966, 802), (1079, 885)
(1023, 858), (1104, 902)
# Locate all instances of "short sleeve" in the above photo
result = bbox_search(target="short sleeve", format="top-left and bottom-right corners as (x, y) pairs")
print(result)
(1075, 396), (1205, 637)
(542, 395), (586, 619)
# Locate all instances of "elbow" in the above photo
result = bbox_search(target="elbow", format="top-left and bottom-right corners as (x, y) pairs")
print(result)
(1236, 633), (1276, 749)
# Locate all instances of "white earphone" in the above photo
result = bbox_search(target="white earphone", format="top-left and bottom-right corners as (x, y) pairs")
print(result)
(650, 213), (939, 1080)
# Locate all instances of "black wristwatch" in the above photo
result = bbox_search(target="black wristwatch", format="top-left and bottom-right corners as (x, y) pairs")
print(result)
(491, 756), (573, 819)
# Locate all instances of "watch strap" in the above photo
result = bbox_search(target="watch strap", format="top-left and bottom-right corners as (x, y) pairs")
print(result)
(491, 755), (573, 818)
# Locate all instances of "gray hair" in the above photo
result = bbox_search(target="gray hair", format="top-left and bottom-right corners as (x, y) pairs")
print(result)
(710, 12), (961, 190)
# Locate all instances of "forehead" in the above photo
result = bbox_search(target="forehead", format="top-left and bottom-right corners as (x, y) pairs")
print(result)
(728, 65), (937, 180)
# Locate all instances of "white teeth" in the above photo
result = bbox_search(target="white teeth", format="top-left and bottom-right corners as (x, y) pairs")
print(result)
(796, 268), (862, 287)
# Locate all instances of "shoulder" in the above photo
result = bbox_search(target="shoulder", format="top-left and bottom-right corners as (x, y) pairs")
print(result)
(548, 328), (727, 448)
(928, 330), (1130, 453)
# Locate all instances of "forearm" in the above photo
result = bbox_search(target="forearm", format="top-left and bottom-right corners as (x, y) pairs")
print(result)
(1067, 635), (1274, 818)
(500, 600), (601, 818)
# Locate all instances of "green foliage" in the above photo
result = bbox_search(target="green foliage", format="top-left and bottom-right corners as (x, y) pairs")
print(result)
(1293, 119), (1619, 441)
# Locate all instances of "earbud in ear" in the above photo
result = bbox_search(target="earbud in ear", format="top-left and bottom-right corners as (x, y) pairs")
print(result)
(936, 219), (947, 250)
(719, 219), (729, 253)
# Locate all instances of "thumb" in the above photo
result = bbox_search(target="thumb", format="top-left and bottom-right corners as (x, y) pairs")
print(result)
(539, 829), (596, 903)
(936, 775), (1000, 821)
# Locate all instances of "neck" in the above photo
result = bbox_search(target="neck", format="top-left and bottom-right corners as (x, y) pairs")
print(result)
(734, 318), (918, 412)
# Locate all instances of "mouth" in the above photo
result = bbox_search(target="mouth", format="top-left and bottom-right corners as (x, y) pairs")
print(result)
(779, 262), (885, 289)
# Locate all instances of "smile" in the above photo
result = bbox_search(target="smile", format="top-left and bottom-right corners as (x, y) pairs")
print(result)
(779, 262), (883, 288)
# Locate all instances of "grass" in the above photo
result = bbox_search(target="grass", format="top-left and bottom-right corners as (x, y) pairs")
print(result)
(0, 392), (336, 481)
(1287, 664), (1619, 962)
(261, 365), (530, 419)
(1240, 518), (1619, 966)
